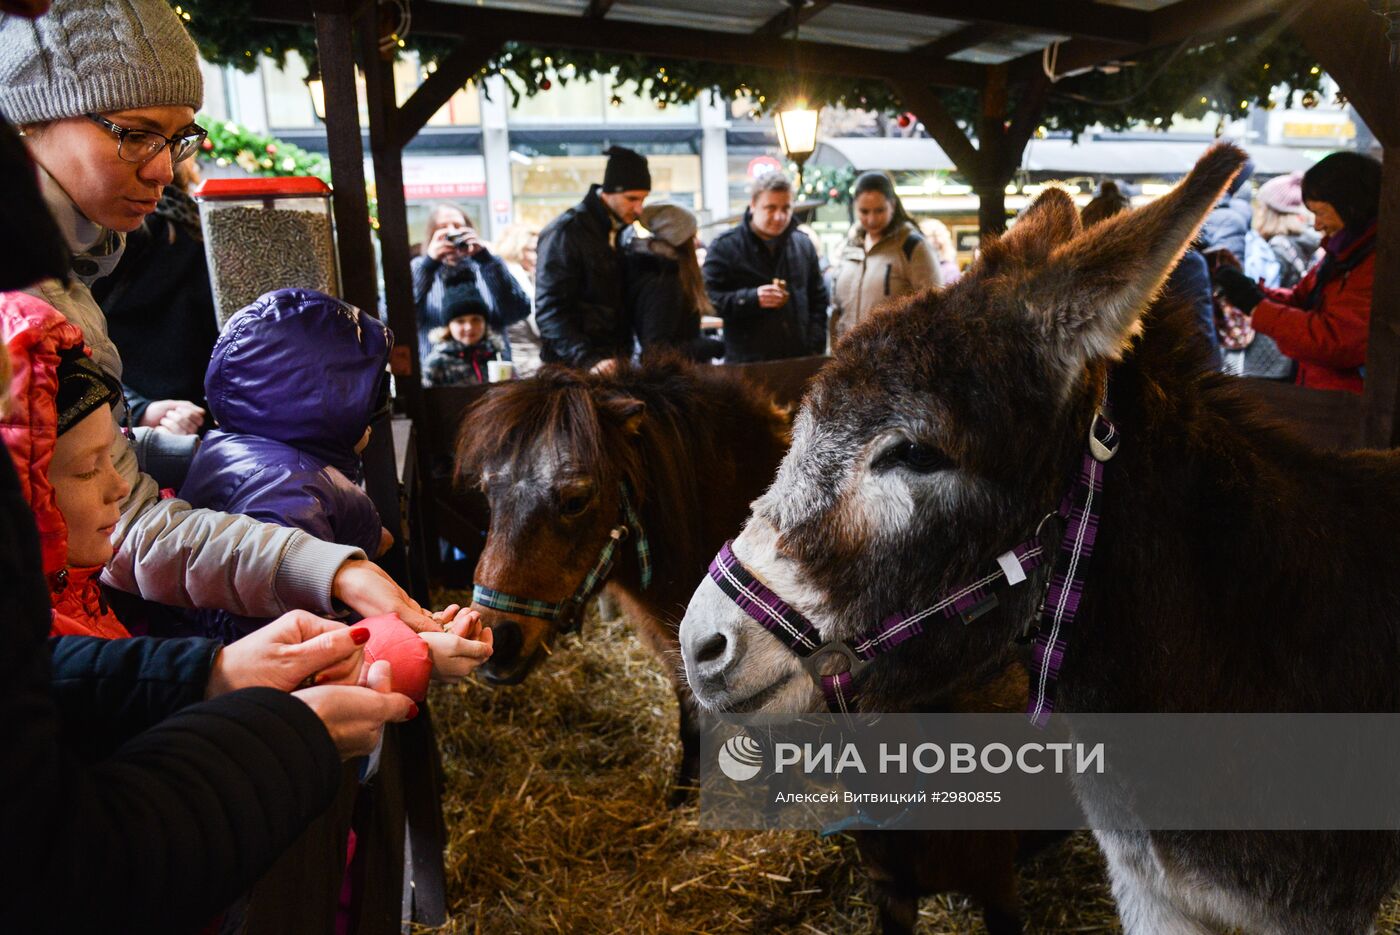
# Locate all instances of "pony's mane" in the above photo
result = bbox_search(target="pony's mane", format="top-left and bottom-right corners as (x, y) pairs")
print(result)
(457, 352), (786, 573)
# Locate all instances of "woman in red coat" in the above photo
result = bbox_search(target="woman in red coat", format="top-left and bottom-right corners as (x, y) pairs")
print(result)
(1215, 152), (1381, 395)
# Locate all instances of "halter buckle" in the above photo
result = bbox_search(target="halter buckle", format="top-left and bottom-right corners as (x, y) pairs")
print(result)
(610, 524), (630, 542)
(1088, 410), (1119, 462)
(801, 640), (868, 682)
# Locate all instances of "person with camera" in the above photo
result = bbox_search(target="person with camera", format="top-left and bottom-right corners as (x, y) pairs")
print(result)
(411, 204), (530, 370)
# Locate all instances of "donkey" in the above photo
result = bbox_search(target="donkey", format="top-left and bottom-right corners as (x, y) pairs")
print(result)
(680, 142), (1400, 934)
(456, 355), (789, 803)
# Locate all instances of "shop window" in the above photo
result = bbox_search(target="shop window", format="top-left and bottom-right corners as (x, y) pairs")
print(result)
(510, 67), (606, 123)
(603, 76), (697, 123)
(198, 58), (230, 122)
(262, 51), (317, 130)
(510, 152), (702, 229)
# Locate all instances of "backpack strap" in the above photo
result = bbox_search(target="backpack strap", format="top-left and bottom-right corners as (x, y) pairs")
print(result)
(901, 231), (925, 261)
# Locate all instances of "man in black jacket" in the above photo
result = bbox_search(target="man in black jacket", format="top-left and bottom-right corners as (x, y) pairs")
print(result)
(534, 145), (650, 371)
(703, 172), (829, 363)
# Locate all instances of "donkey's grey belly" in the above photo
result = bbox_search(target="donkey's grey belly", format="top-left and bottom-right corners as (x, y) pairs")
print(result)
(1076, 777), (1400, 934)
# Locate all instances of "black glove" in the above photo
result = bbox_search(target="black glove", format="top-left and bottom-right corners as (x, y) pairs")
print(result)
(1213, 265), (1264, 314)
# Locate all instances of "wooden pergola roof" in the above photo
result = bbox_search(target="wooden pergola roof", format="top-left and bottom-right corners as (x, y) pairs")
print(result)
(249, 0), (1398, 451)
(258, 0), (1283, 92)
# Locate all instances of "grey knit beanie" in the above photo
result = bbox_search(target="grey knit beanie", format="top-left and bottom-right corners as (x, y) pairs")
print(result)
(0, 0), (203, 126)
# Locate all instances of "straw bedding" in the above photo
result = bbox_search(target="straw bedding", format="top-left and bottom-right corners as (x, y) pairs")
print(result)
(424, 593), (1400, 934)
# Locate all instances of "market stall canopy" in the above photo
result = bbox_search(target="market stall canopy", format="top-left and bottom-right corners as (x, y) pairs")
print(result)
(812, 137), (957, 172)
(1021, 138), (1321, 176)
(813, 135), (1320, 178)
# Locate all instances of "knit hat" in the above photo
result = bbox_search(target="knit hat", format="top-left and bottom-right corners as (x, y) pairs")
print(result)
(1257, 172), (1304, 215)
(602, 146), (651, 193)
(0, 0), (204, 126)
(55, 345), (121, 435)
(439, 277), (489, 326)
(640, 202), (697, 248)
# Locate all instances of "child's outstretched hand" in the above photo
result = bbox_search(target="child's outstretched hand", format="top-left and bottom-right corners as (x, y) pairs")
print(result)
(422, 604), (493, 681)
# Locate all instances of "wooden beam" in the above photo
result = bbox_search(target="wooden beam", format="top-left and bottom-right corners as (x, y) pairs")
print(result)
(887, 78), (983, 179)
(313, 8), (378, 313)
(250, 0), (986, 89)
(584, 0), (615, 18)
(1291, 0), (1399, 149)
(1362, 150), (1400, 448)
(891, 65), (1051, 236)
(913, 23), (1003, 59)
(754, 0), (836, 38)
(830, 0), (1150, 44)
(1008, 0), (1291, 85)
(415, 3), (984, 86)
(358, 8), (426, 418)
(1147, 0), (1289, 47)
(393, 33), (503, 149)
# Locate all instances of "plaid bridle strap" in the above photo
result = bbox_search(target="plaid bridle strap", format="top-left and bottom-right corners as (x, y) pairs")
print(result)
(472, 483), (653, 628)
(707, 536), (1050, 715)
(1027, 411), (1116, 726)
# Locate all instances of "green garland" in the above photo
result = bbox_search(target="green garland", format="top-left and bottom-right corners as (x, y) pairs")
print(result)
(198, 118), (383, 229)
(198, 117), (330, 181)
(796, 164), (859, 206)
(174, 0), (1326, 140)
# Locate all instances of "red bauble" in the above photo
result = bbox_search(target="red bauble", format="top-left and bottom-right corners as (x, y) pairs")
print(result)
(265, 143), (277, 155)
(828, 187), (839, 198)
(357, 614), (433, 702)
(897, 113), (912, 128)
(540, 78), (552, 91)
(200, 138), (214, 152)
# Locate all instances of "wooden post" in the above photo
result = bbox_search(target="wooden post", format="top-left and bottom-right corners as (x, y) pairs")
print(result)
(891, 67), (1049, 237)
(1291, 0), (1400, 448)
(313, 7), (378, 312)
(358, 10), (421, 413)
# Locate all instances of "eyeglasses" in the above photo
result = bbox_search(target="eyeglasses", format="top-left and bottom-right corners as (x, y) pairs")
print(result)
(84, 113), (207, 166)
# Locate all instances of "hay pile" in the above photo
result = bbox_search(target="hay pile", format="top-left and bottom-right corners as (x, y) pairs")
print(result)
(424, 595), (1400, 933)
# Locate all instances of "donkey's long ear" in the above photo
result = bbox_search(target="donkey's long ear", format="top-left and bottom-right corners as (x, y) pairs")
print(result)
(982, 186), (1080, 271)
(1028, 142), (1247, 366)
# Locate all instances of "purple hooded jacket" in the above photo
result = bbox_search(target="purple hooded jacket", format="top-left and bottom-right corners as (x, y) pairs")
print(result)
(180, 289), (391, 642)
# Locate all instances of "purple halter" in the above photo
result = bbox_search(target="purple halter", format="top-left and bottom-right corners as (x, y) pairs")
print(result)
(706, 406), (1119, 724)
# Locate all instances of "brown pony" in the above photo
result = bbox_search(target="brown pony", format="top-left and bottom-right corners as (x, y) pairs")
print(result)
(456, 354), (788, 801)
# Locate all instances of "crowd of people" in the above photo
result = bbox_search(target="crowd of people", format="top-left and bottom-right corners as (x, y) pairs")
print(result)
(418, 142), (1377, 398)
(0, 0), (1384, 929)
(407, 146), (968, 383)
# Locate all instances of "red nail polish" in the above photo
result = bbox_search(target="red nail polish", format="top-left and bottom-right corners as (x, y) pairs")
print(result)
(350, 627), (370, 645)
(407, 702), (419, 719)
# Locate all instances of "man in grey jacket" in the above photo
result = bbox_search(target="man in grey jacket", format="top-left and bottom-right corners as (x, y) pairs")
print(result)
(0, 0), (435, 631)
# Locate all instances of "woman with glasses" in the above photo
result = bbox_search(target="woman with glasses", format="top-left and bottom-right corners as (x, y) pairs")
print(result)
(0, 0), (439, 646)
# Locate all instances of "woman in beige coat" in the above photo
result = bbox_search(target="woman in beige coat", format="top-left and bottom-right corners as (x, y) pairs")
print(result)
(830, 172), (941, 344)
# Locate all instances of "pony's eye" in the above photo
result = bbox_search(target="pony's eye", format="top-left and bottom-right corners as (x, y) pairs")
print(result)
(560, 494), (590, 516)
(877, 440), (952, 474)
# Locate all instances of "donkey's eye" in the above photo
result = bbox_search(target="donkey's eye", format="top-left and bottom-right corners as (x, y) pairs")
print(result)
(877, 440), (953, 474)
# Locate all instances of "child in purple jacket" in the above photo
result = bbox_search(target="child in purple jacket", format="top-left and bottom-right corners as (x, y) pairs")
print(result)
(182, 289), (490, 676)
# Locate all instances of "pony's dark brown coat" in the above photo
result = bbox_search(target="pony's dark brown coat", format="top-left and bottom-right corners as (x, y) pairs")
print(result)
(458, 355), (789, 800)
